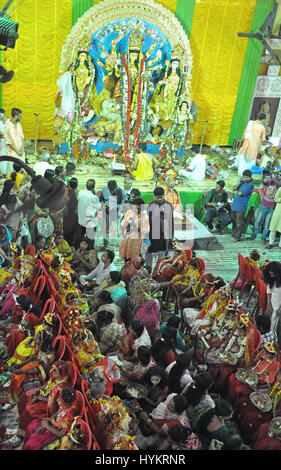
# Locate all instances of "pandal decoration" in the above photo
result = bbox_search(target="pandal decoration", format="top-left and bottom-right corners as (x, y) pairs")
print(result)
(57, 0), (192, 162)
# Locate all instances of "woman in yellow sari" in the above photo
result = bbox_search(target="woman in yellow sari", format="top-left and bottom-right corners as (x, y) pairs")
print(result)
(71, 328), (101, 375)
(54, 232), (72, 263)
(7, 324), (43, 367)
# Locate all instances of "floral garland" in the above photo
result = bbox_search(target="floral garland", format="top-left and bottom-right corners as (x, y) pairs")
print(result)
(129, 55), (145, 159)
(269, 381), (281, 417)
(121, 52), (132, 163)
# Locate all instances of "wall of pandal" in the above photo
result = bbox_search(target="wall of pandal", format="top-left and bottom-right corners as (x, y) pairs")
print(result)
(251, 64), (281, 145)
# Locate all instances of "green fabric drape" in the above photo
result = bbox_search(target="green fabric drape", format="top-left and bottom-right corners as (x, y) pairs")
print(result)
(175, 0), (196, 38)
(71, 0), (93, 26)
(228, 0), (275, 146)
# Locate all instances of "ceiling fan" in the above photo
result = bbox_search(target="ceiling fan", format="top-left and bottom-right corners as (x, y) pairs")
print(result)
(237, 2), (281, 66)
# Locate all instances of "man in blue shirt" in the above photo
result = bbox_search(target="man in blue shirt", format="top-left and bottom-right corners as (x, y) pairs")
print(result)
(230, 169), (254, 241)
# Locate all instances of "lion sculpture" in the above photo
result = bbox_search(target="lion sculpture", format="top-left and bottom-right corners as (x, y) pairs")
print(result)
(92, 98), (122, 144)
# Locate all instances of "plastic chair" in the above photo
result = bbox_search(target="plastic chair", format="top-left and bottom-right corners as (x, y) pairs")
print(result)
(52, 335), (66, 361)
(66, 361), (77, 388)
(24, 244), (36, 257)
(231, 253), (248, 297)
(74, 389), (86, 418)
(76, 417), (93, 450)
(240, 257), (255, 299)
(81, 380), (98, 429)
(40, 296), (56, 320)
(246, 265), (263, 307)
(32, 275), (46, 306)
(251, 278), (267, 316)
(196, 257), (206, 275)
(83, 407), (100, 450)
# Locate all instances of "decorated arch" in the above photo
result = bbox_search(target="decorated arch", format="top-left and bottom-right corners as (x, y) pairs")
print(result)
(54, 0), (193, 163)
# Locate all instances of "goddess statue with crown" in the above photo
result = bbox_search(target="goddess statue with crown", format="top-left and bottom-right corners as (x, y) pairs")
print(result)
(149, 43), (190, 129)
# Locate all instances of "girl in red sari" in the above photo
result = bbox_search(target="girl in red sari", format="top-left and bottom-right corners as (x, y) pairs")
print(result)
(152, 247), (192, 283)
(4, 311), (41, 356)
(252, 419), (281, 450)
(227, 341), (280, 407)
(22, 387), (80, 450)
(207, 313), (261, 395)
(17, 361), (71, 434)
(234, 369), (281, 445)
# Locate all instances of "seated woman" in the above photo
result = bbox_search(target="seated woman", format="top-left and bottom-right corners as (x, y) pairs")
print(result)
(54, 231), (72, 263)
(121, 256), (144, 287)
(118, 345), (156, 389)
(35, 235), (56, 266)
(228, 340), (281, 407)
(7, 323), (43, 368)
(207, 313), (261, 395)
(136, 394), (189, 450)
(159, 424), (202, 451)
(156, 316), (187, 352)
(91, 395), (137, 450)
(49, 418), (89, 450)
(94, 310), (127, 356)
(10, 293), (39, 326)
(71, 237), (99, 277)
(252, 419), (281, 451)
(22, 387), (80, 450)
(16, 360), (72, 436)
(95, 271), (127, 311)
(140, 365), (168, 413)
(71, 328), (101, 375)
(48, 255), (76, 290)
(117, 319), (151, 363)
(166, 350), (195, 394)
(183, 372), (215, 430)
(7, 329), (55, 405)
(171, 257), (203, 293)
(152, 247), (192, 283)
(195, 399), (234, 450)
(4, 311), (41, 357)
(151, 326), (178, 369)
(184, 284), (231, 337)
(195, 301), (240, 364)
(134, 298), (160, 342)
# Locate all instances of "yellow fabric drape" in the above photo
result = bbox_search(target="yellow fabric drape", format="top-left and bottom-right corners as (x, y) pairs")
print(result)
(189, 0), (256, 146)
(94, 0), (177, 13)
(1, 0), (72, 141)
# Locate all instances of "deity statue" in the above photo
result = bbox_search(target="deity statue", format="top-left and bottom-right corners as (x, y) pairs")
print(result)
(54, 36), (98, 146)
(149, 43), (189, 130)
(95, 28), (162, 157)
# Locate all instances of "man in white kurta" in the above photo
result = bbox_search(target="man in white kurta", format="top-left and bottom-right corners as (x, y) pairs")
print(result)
(0, 109), (13, 175)
(4, 108), (25, 161)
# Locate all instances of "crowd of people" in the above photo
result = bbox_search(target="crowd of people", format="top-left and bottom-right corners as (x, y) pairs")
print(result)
(0, 150), (280, 452)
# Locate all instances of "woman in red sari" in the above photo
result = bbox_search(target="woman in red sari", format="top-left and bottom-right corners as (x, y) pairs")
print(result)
(227, 341), (280, 407)
(22, 387), (80, 450)
(152, 247), (192, 283)
(207, 313), (261, 395)
(252, 419), (281, 450)
(120, 256), (143, 286)
(234, 369), (281, 445)
(17, 361), (71, 434)
(4, 311), (41, 356)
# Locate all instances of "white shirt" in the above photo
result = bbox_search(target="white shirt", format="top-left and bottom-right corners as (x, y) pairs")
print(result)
(33, 161), (55, 177)
(165, 361), (194, 390)
(81, 261), (117, 285)
(77, 190), (101, 227)
(267, 284), (281, 313)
